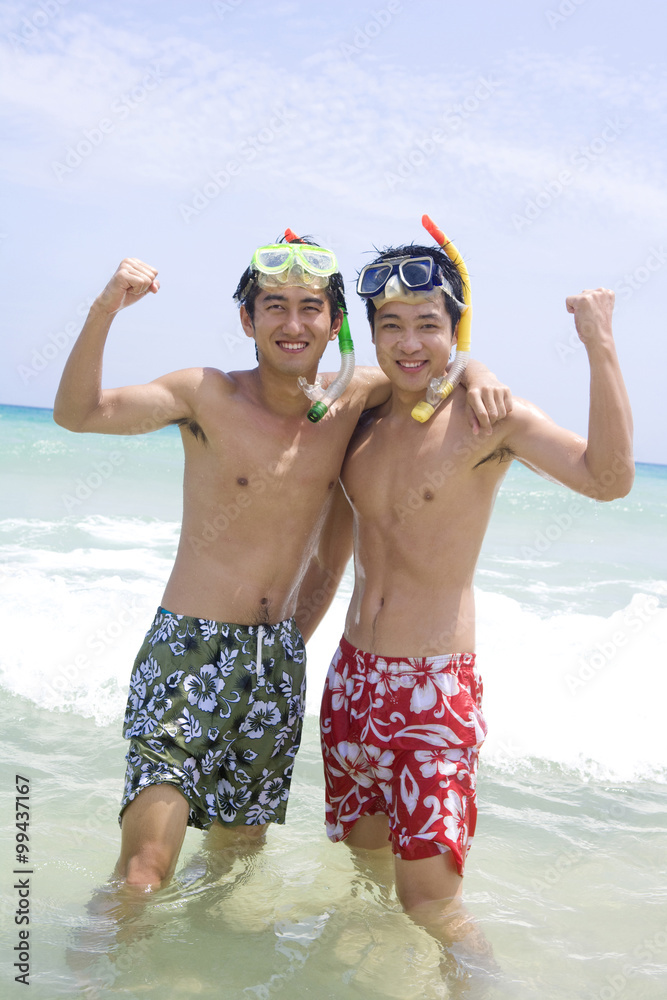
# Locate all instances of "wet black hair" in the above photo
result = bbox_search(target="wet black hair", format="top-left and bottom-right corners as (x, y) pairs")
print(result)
(233, 234), (346, 324)
(361, 243), (467, 333)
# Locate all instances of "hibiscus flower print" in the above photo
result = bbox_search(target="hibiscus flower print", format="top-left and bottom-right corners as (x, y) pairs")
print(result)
(239, 701), (281, 739)
(147, 683), (171, 720)
(329, 741), (375, 788)
(212, 779), (251, 822)
(183, 663), (222, 713)
(181, 757), (201, 792)
(442, 788), (466, 847)
(415, 748), (464, 779)
(365, 745), (395, 782)
(409, 666), (460, 715)
(329, 665), (355, 712)
(259, 776), (286, 810)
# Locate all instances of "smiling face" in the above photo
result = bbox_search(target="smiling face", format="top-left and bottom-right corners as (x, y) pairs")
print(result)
(372, 292), (457, 394)
(240, 284), (340, 376)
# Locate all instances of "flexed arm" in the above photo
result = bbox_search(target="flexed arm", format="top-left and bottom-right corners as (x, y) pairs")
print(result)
(53, 258), (195, 435)
(567, 288), (633, 493)
(503, 288), (634, 501)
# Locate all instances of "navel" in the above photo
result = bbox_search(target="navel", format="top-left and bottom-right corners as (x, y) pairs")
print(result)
(237, 477), (248, 487)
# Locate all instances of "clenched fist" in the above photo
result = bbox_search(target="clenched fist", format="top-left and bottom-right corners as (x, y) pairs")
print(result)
(566, 287), (615, 346)
(94, 258), (160, 316)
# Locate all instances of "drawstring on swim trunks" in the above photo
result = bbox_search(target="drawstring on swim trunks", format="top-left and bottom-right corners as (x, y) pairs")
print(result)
(256, 625), (265, 685)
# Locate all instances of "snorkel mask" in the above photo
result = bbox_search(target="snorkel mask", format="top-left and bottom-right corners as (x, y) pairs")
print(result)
(244, 231), (355, 423)
(356, 216), (471, 423)
(280, 229), (355, 424)
(251, 240), (338, 292)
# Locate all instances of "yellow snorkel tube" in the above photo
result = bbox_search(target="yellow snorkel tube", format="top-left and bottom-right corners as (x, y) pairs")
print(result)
(411, 214), (472, 423)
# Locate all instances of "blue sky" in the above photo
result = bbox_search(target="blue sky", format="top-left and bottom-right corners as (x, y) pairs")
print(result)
(2, 0), (666, 462)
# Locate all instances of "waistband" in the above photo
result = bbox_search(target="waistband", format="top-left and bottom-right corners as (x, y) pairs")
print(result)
(339, 634), (475, 673)
(156, 607), (300, 639)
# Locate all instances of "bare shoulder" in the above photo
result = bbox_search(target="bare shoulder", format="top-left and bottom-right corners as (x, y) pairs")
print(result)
(345, 366), (391, 409)
(157, 365), (242, 401)
(499, 396), (579, 441)
(161, 367), (246, 443)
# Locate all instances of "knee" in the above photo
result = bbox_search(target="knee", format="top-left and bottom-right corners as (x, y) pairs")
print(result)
(117, 846), (174, 889)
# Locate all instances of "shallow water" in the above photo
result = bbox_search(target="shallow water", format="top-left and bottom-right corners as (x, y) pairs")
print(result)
(1, 406), (666, 998)
(3, 702), (666, 999)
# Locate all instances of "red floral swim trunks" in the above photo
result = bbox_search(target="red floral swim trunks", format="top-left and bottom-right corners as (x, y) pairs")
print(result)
(320, 636), (487, 874)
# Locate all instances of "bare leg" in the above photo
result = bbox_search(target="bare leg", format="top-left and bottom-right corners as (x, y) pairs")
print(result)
(394, 852), (495, 970)
(189, 820), (269, 882)
(66, 784), (190, 988)
(344, 816), (495, 983)
(116, 784), (190, 888)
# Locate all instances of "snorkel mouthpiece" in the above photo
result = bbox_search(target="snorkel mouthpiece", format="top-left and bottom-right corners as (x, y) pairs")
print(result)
(411, 214), (472, 423)
(284, 228), (356, 423)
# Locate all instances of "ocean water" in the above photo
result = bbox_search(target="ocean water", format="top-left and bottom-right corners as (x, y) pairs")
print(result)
(1, 403), (666, 999)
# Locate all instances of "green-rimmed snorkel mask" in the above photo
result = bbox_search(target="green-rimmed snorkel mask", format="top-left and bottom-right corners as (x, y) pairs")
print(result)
(280, 228), (355, 423)
(250, 241), (338, 291)
(236, 230), (355, 423)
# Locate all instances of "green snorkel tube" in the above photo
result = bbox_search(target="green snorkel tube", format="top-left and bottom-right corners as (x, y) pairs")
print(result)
(281, 228), (356, 423)
(299, 308), (355, 422)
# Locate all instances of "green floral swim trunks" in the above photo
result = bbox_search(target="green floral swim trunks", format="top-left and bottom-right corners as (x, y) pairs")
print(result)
(120, 608), (306, 829)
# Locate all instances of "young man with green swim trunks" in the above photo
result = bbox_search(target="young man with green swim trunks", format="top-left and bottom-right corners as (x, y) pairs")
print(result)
(319, 235), (634, 960)
(53, 239), (509, 892)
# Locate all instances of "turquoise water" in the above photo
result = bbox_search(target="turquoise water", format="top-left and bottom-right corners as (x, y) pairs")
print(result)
(1, 404), (666, 998)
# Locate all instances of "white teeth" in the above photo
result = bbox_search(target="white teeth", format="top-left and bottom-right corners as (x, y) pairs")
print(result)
(399, 361), (424, 368)
(279, 342), (307, 351)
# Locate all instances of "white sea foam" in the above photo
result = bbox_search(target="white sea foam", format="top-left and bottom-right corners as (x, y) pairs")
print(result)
(305, 589), (667, 783)
(1, 518), (665, 781)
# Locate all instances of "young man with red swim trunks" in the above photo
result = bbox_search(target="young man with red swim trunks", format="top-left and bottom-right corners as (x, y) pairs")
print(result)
(319, 237), (634, 959)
